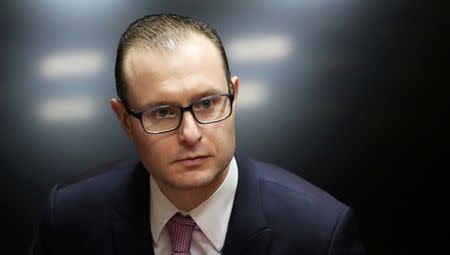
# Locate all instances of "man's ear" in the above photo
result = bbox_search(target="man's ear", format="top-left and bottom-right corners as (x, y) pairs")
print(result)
(231, 76), (239, 107)
(110, 98), (134, 140)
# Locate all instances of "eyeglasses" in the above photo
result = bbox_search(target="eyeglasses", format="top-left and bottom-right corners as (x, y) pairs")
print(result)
(123, 93), (234, 134)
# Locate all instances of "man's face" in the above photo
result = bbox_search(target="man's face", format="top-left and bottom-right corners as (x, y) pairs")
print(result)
(114, 33), (238, 193)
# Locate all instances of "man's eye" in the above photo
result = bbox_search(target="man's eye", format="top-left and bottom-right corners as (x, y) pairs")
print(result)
(198, 99), (213, 109)
(152, 108), (177, 118)
(158, 109), (169, 117)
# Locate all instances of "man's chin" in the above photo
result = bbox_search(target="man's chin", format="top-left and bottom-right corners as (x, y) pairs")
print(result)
(166, 165), (226, 191)
(169, 172), (217, 190)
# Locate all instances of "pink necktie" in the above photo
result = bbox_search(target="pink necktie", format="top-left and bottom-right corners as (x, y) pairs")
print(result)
(166, 214), (196, 255)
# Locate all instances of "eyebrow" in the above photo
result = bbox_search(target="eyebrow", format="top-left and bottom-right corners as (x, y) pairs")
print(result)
(143, 87), (228, 109)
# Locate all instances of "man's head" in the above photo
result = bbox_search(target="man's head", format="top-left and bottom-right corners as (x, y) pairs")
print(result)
(111, 14), (239, 197)
(115, 14), (232, 105)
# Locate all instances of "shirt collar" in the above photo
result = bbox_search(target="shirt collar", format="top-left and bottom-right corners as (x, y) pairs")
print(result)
(149, 157), (238, 251)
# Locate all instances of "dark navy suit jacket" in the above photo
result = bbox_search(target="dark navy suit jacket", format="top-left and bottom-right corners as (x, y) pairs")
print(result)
(31, 154), (365, 254)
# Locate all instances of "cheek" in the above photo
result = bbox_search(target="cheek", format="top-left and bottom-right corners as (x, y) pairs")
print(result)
(137, 137), (171, 157)
(131, 126), (174, 165)
(204, 119), (236, 155)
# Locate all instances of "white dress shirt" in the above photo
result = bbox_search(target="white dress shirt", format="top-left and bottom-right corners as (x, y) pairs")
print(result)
(149, 157), (238, 255)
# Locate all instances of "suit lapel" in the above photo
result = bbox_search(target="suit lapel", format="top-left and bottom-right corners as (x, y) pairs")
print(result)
(222, 154), (272, 255)
(111, 162), (154, 255)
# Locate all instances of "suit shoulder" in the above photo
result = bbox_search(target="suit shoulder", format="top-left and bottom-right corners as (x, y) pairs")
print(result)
(247, 158), (351, 252)
(35, 160), (140, 252)
(249, 158), (344, 208)
(246, 157), (348, 228)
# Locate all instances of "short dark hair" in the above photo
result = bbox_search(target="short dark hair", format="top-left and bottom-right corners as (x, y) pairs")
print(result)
(115, 14), (231, 104)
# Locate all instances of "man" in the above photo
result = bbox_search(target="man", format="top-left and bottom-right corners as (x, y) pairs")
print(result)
(32, 14), (365, 255)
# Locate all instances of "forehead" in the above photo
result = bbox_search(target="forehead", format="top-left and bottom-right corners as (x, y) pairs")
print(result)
(123, 34), (228, 108)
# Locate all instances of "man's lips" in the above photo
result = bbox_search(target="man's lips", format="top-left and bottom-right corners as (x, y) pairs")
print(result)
(174, 155), (210, 166)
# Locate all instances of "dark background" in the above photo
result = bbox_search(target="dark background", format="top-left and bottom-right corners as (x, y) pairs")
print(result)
(1, 1), (445, 254)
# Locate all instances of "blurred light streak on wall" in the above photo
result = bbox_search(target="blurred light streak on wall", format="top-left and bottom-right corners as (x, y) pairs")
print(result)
(38, 96), (96, 123)
(228, 35), (293, 62)
(35, 0), (125, 20)
(237, 81), (267, 109)
(39, 50), (105, 79)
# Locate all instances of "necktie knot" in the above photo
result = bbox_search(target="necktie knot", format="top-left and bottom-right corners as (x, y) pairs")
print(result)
(166, 214), (196, 255)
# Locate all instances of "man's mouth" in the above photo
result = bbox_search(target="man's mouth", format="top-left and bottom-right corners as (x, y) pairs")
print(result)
(174, 156), (209, 166)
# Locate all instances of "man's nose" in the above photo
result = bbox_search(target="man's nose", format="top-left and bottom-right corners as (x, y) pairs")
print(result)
(177, 111), (202, 146)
